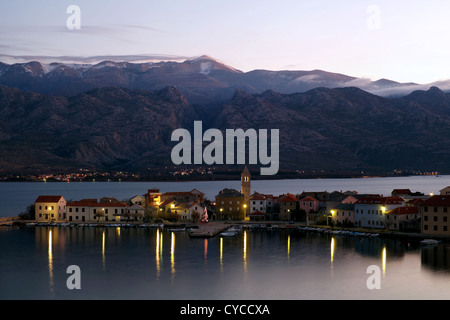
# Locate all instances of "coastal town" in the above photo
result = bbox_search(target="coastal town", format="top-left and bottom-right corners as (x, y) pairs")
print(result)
(5, 166), (450, 241)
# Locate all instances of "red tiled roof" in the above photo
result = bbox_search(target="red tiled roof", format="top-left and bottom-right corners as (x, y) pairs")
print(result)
(68, 201), (127, 207)
(408, 198), (425, 206)
(421, 195), (450, 206)
(80, 199), (98, 203)
(89, 203), (127, 207)
(159, 198), (176, 206)
(163, 191), (196, 196)
(386, 206), (418, 215)
(300, 196), (319, 202)
(392, 189), (412, 195)
(250, 194), (267, 200)
(279, 194), (299, 202)
(35, 195), (64, 203)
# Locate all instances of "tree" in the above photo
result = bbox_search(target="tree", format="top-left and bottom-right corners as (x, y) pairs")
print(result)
(94, 209), (105, 222)
(19, 204), (35, 220)
(144, 206), (158, 222)
(191, 210), (201, 223)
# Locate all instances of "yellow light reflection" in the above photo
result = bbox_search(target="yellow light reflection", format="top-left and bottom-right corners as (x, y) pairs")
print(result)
(48, 230), (53, 292)
(287, 235), (291, 260)
(243, 230), (247, 272)
(171, 232), (175, 276)
(330, 237), (335, 264)
(220, 237), (223, 272)
(156, 228), (161, 277)
(204, 239), (208, 264)
(116, 227), (120, 237)
(382, 246), (386, 275)
(102, 230), (106, 270)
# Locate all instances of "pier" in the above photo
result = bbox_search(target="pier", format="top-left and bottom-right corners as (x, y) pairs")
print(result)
(188, 222), (230, 238)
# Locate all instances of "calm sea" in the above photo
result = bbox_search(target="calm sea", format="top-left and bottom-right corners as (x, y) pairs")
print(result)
(0, 175), (448, 218)
(1, 226), (450, 300)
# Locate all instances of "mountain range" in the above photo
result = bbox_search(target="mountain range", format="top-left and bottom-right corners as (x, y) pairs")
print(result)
(1, 55), (450, 177)
(0, 55), (438, 104)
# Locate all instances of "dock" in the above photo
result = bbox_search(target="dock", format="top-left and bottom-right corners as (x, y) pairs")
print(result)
(188, 222), (230, 238)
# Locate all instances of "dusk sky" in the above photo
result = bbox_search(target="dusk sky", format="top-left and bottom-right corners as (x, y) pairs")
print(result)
(1, 0), (450, 84)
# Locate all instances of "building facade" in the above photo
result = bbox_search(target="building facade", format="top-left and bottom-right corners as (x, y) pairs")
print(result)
(299, 196), (320, 214)
(354, 197), (404, 229)
(215, 188), (246, 220)
(279, 194), (299, 221)
(35, 195), (67, 222)
(67, 199), (128, 222)
(420, 195), (450, 236)
(385, 206), (419, 231)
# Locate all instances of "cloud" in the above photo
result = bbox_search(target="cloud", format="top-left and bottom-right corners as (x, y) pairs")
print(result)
(0, 53), (195, 65)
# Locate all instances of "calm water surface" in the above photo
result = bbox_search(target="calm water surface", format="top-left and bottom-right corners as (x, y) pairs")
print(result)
(1, 226), (450, 300)
(0, 175), (448, 217)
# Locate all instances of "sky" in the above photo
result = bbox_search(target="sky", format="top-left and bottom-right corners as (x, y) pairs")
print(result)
(1, 0), (450, 84)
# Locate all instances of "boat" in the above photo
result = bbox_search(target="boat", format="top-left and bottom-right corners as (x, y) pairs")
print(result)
(420, 239), (441, 245)
(219, 231), (238, 237)
(168, 227), (186, 232)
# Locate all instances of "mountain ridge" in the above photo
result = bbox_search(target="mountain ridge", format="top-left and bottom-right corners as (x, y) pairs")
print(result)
(0, 55), (437, 104)
(1, 83), (450, 176)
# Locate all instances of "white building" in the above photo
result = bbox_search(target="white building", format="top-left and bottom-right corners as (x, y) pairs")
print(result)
(171, 201), (205, 221)
(34, 195), (67, 222)
(354, 196), (404, 229)
(67, 199), (128, 222)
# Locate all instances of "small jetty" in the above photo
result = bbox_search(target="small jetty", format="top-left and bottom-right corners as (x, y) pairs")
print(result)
(188, 222), (229, 238)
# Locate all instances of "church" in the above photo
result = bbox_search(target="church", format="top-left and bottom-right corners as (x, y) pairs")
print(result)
(215, 166), (251, 221)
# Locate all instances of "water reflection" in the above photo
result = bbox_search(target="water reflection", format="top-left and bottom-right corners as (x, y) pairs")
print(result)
(287, 235), (291, 260)
(171, 232), (175, 277)
(102, 230), (105, 270)
(330, 237), (335, 274)
(204, 239), (208, 266)
(219, 237), (223, 272)
(421, 244), (450, 272)
(243, 230), (247, 273)
(156, 228), (162, 277)
(26, 226), (450, 299)
(48, 230), (53, 293)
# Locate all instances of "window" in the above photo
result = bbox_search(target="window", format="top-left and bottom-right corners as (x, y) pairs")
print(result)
(424, 225), (428, 230)
(424, 207), (428, 212)
(434, 207), (438, 213)
(434, 225), (438, 231)
(434, 216), (438, 222)
(424, 216), (428, 221)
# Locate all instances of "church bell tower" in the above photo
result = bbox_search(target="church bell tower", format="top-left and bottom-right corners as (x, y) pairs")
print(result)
(241, 165), (251, 206)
